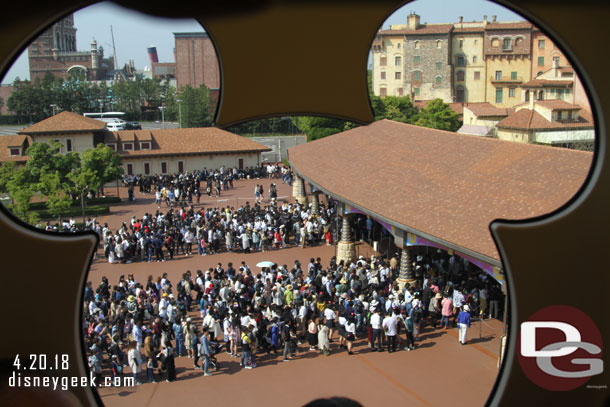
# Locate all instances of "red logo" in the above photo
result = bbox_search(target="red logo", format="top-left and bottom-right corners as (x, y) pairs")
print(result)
(517, 305), (603, 391)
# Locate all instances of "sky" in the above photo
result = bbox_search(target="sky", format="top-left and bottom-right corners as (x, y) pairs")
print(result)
(1, 0), (523, 85)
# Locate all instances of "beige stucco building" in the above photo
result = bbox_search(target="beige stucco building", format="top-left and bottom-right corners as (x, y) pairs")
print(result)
(1, 112), (271, 174)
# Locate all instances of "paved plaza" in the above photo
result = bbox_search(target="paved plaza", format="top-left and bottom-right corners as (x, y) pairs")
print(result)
(85, 177), (503, 407)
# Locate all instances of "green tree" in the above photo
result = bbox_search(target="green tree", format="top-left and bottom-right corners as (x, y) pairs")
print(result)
(39, 171), (72, 221)
(292, 116), (346, 141)
(413, 98), (461, 132)
(179, 85), (212, 127)
(24, 142), (80, 186)
(80, 143), (123, 194)
(2, 165), (38, 224)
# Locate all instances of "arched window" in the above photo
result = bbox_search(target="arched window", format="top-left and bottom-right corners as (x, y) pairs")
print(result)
(436, 40), (442, 49)
(436, 75), (442, 84)
(414, 41), (420, 49)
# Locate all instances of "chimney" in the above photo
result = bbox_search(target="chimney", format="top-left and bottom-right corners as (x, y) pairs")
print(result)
(147, 46), (159, 65)
(492, 15), (497, 23)
(459, 16), (463, 23)
(407, 13), (420, 30)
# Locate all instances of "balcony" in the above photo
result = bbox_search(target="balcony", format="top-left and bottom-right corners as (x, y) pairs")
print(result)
(490, 75), (523, 84)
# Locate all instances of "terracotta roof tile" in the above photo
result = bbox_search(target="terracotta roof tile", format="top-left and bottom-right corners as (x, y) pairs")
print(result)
(485, 21), (533, 30)
(0, 134), (32, 162)
(113, 128), (271, 157)
(522, 79), (573, 88)
(19, 111), (107, 134)
(379, 24), (453, 35)
(288, 119), (592, 263)
(464, 102), (513, 117)
(496, 108), (593, 130)
(535, 100), (581, 110)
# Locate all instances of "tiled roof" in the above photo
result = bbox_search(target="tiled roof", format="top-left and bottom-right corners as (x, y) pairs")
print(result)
(496, 108), (594, 130)
(0, 134), (32, 162)
(112, 128), (272, 157)
(521, 79), (573, 88)
(485, 21), (533, 30)
(535, 100), (582, 111)
(288, 119), (592, 263)
(19, 111), (107, 134)
(379, 24), (453, 35)
(464, 102), (514, 117)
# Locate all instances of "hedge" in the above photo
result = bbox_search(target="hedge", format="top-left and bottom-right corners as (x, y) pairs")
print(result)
(30, 196), (121, 210)
(35, 205), (110, 220)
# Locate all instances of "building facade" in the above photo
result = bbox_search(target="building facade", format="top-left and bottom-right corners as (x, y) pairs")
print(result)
(451, 19), (486, 103)
(174, 32), (220, 92)
(27, 14), (114, 81)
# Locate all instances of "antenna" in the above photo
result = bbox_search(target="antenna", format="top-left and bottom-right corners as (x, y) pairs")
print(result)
(110, 25), (118, 71)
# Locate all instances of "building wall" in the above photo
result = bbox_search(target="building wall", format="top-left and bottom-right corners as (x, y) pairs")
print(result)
(0, 85), (13, 115)
(174, 33), (220, 90)
(531, 31), (570, 78)
(452, 31), (485, 103)
(533, 128), (595, 144)
(404, 34), (452, 102)
(497, 128), (531, 143)
(30, 133), (94, 153)
(462, 108), (504, 128)
(485, 57), (531, 107)
(121, 152), (260, 176)
(372, 35), (406, 97)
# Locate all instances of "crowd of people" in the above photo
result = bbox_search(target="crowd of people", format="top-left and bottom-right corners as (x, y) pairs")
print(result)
(84, 248), (503, 385)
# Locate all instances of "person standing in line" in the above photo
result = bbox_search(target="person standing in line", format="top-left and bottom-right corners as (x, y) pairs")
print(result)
(441, 294), (453, 329)
(317, 318), (330, 356)
(127, 341), (142, 385)
(344, 315), (356, 355)
(382, 311), (398, 353)
(200, 328), (213, 376)
(370, 308), (383, 352)
(457, 305), (471, 345)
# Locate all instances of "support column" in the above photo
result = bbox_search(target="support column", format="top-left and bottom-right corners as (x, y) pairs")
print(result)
(311, 192), (320, 216)
(396, 246), (416, 290)
(292, 176), (308, 206)
(336, 215), (356, 264)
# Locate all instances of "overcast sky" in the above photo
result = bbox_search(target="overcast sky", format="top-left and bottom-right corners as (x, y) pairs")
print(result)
(1, 0), (523, 85)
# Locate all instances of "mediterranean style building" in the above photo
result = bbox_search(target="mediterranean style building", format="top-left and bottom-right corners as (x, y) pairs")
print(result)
(371, 13), (590, 113)
(0, 111), (270, 174)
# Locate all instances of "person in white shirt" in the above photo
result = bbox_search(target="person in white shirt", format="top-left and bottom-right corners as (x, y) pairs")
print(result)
(323, 306), (337, 342)
(369, 308), (383, 351)
(382, 312), (398, 353)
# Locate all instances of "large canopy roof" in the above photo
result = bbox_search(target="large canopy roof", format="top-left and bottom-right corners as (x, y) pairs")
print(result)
(288, 119), (592, 265)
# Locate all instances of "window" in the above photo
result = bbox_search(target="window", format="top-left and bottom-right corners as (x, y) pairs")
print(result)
(553, 56), (560, 66)
(538, 56), (545, 67)
(414, 41), (420, 49)
(395, 72), (401, 80)
(496, 88), (503, 103)
(435, 75), (442, 84)
(413, 71), (421, 81)
(395, 56), (401, 66)
(106, 143), (116, 151)
(414, 55), (421, 63)
(456, 86), (464, 102)
(9, 148), (21, 156)
(538, 39), (545, 49)
(66, 139), (72, 153)
(457, 56), (465, 66)
(397, 43), (401, 49)
(459, 39), (464, 48)
(144, 162), (151, 175)
(413, 87), (420, 97)
(397, 88), (403, 96)
(509, 87), (516, 98)
(380, 71), (386, 80)
(511, 71), (517, 80)
(436, 40), (442, 49)
(140, 141), (151, 150)
(474, 71), (481, 80)
(473, 56), (477, 63)
(456, 71), (465, 81)
(566, 88), (572, 96)
(495, 71), (503, 81)
(503, 38), (512, 50)
(126, 163), (133, 175)
(380, 56), (387, 66)
(436, 62), (442, 70)
(123, 142), (134, 151)
(161, 162), (167, 174)
(491, 38), (500, 48)
(380, 87), (387, 97)
(178, 161), (184, 173)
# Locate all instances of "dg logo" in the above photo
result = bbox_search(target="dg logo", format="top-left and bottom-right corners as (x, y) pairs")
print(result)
(518, 305), (604, 391)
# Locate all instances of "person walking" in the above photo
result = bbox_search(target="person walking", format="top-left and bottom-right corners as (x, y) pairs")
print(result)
(200, 328), (213, 376)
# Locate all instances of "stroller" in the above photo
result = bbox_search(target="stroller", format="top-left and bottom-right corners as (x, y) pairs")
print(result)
(207, 342), (223, 371)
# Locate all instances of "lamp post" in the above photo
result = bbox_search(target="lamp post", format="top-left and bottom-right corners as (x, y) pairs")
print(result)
(98, 99), (103, 113)
(177, 99), (182, 128)
(159, 105), (166, 129)
(50, 104), (57, 116)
